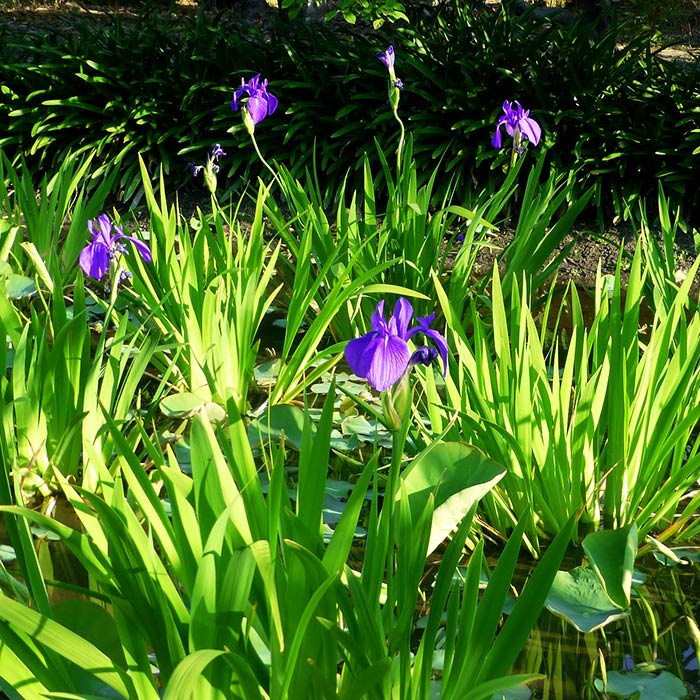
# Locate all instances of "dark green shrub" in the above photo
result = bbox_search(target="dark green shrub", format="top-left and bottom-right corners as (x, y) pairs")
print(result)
(1, 1), (699, 222)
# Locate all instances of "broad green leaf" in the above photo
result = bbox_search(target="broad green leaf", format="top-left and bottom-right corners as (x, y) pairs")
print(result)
(545, 567), (630, 633)
(582, 523), (637, 609)
(51, 599), (125, 666)
(461, 675), (540, 700)
(401, 442), (506, 554)
(594, 670), (687, 699)
(0, 596), (131, 697)
(162, 649), (225, 700)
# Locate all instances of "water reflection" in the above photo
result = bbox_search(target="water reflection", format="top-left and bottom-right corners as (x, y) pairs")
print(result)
(514, 553), (700, 699)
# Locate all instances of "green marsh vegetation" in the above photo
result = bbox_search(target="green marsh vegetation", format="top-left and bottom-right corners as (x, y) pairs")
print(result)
(1, 1), (700, 697)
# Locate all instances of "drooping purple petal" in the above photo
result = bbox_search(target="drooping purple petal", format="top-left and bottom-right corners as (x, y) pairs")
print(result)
(519, 114), (542, 146)
(491, 121), (505, 148)
(119, 234), (152, 264)
(344, 333), (380, 380)
(363, 334), (410, 392)
(79, 241), (110, 280)
(407, 314), (449, 376)
(420, 327), (448, 376)
(247, 94), (271, 125)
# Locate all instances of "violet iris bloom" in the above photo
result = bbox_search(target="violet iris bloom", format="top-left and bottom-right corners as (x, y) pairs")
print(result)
(344, 298), (448, 392)
(491, 100), (542, 149)
(79, 214), (152, 281)
(377, 45), (395, 71)
(231, 74), (278, 127)
(377, 45), (403, 90)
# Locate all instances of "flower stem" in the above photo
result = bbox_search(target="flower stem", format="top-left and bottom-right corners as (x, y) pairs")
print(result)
(381, 385), (412, 627)
(250, 132), (282, 189)
(393, 108), (405, 174)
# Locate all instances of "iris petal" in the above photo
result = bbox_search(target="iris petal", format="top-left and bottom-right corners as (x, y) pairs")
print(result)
(519, 117), (542, 146)
(392, 297), (414, 339)
(346, 297), (448, 391)
(79, 242), (110, 280)
(344, 332), (379, 379)
(365, 335), (410, 392)
(265, 91), (279, 116)
(370, 300), (388, 333)
(246, 95), (269, 125)
(121, 235), (153, 264)
(420, 328), (449, 376)
(491, 125), (504, 149)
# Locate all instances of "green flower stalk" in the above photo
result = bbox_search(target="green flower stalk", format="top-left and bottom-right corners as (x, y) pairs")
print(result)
(377, 45), (405, 171)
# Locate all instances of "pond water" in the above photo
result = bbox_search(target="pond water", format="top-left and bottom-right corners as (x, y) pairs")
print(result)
(511, 551), (700, 699)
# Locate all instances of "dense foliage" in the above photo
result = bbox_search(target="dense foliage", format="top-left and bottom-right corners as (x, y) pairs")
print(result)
(1, 1), (699, 218)
(1, 3), (700, 698)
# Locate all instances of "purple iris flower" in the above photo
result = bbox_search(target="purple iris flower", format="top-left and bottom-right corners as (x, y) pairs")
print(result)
(376, 45), (396, 71)
(344, 298), (448, 392)
(231, 74), (278, 127)
(79, 213), (152, 281)
(377, 45), (403, 90)
(491, 100), (542, 149)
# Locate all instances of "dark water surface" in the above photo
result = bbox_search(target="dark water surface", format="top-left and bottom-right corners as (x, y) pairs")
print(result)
(512, 552), (700, 699)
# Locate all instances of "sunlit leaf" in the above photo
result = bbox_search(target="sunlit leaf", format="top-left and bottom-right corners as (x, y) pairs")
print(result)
(582, 523), (638, 609)
(545, 567), (630, 633)
(401, 442), (506, 554)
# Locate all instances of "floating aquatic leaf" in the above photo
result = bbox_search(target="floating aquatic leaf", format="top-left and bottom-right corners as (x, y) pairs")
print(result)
(545, 566), (629, 633)
(329, 428), (360, 452)
(492, 685), (533, 700)
(159, 392), (226, 423)
(5, 273), (37, 299)
(594, 670), (687, 699)
(254, 358), (281, 386)
(247, 403), (308, 451)
(582, 523), (637, 609)
(0, 545), (16, 562)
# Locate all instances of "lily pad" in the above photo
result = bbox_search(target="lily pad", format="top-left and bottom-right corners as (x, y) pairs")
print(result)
(545, 566), (629, 633)
(594, 670), (687, 699)
(254, 358), (281, 386)
(247, 404), (309, 451)
(582, 523), (637, 609)
(0, 545), (16, 562)
(5, 273), (36, 299)
(159, 392), (226, 423)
